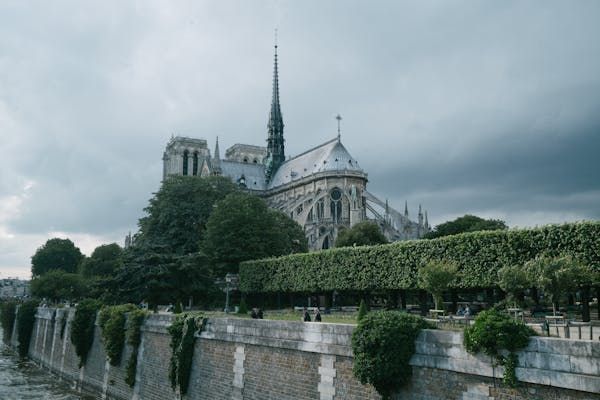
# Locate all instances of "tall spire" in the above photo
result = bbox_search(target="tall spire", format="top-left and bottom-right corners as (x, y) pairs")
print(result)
(266, 33), (285, 181)
(404, 200), (408, 217)
(213, 136), (221, 173)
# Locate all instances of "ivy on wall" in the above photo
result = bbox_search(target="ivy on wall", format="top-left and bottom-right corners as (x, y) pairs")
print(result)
(70, 299), (101, 367)
(464, 309), (535, 387)
(168, 312), (205, 396)
(352, 311), (433, 399)
(125, 308), (148, 387)
(0, 300), (17, 343)
(98, 304), (137, 366)
(240, 222), (600, 293)
(16, 300), (38, 358)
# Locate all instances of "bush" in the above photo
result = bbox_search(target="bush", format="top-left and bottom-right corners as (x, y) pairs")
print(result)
(16, 300), (39, 357)
(237, 298), (248, 315)
(168, 312), (205, 395)
(125, 308), (148, 387)
(0, 300), (17, 343)
(352, 311), (433, 399)
(71, 299), (101, 367)
(357, 299), (369, 321)
(464, 309), (535, 387)
(98, 304), (137, 366)
(240, 222), (600, 294)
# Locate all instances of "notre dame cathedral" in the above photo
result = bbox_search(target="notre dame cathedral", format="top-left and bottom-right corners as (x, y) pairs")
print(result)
(162, 44), (430, 251)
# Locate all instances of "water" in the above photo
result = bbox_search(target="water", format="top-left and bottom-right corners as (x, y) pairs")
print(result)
(0, 332), (90, 400)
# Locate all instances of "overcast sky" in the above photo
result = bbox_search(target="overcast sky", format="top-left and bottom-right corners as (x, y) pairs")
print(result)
(1, 1), (599, 278)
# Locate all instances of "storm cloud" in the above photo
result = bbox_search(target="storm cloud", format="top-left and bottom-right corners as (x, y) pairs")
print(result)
(1, 1), (599, 277)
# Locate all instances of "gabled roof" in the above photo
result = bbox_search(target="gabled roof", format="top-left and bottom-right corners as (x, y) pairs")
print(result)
(268, 138), (363, 189)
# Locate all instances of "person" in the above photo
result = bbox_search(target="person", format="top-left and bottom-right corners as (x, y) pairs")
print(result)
(251, 308), (258, 319)
(314, 307), (322, 322)
(456, 305), (465, 316)
(257, 308), (264, 319)
(464, 305), (472, 317)
(302, 307), (311, 322)
(166, 303), (174, 313)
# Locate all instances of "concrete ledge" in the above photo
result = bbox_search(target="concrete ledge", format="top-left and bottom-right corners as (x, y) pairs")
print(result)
(141, 314), (174, 334)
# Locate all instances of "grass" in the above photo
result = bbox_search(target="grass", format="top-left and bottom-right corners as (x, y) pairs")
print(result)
(204, 309), (358, 324)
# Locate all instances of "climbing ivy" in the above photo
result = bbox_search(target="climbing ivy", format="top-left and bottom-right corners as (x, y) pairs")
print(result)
(168, 312), (204, 395)
(0, 300), (17, 343)
(352, 311), (433, 399)
(16, 300), (38, 358)
(98, 304), (137, 366)
(71, 299), (101, 367)
(240, 222), (600, 293)
(464, 309), (535, 387)
(125, 308), (148, 387)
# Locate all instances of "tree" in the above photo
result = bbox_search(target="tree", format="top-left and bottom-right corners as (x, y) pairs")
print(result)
(525, 255), (599, 316)
(418, 260), (457, 311)
(202, 192), (308, 276)
(498, 265), (530, 308)
(335, 221), (388, 247)
(30, 270), (88, 303)
(31, 238), (84, 277)
(425, 214), (507, 239)
(136, 175), (238, 255)
(79, 243), (124, 278)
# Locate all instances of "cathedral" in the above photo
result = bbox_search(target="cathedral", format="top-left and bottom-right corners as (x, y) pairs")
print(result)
(162, 44), (430, 250)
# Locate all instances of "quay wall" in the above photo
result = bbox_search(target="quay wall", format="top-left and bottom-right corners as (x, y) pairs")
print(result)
(6, 308), (600, 400)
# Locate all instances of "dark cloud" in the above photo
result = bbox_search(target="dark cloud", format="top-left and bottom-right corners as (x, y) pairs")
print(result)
(1, 1), (599, 277)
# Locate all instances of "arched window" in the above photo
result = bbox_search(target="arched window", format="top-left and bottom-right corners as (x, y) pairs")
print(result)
(192, 152), (199, 176)
(243, 157), (248, 163)
(330, 188), (343, 224)
(316, 199), (325, 221)
(182, 150), (189, 175)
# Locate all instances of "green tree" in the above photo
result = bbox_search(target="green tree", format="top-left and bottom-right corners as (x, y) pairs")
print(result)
(202, 192), (308, 276)
(425, 214), (507, 239)
(335, 221), (388, 247)
(79, 243), (123, 278)
(136, 175), (238, 255)
(417, 260), (457, 311)
(30, 270), (88, 303)
(31, 238), (84, 276)
(525, 255), (598, 316)
(498, 265), (530, 308)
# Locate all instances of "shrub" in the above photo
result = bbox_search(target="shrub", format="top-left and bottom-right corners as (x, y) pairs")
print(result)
(16, 300), (39, 357)
(71, 299), (101, 367)
(125, 308), (148, 387)
(98, 304), (137, 366)
(0, 300), (18, 343)
(464, 309), (535, 387)
(237, 298), (248, 315)
(357, 299), (369, 321)
(168, 312), (205, 395)
(352, 311), (433, 399)
(240, 222), (600, 294)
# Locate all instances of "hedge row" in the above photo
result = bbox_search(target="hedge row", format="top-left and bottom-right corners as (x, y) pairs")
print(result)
(239, 222), (600, 293)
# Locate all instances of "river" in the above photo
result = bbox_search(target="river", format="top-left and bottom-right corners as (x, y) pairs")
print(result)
(1, 329), (91, 400)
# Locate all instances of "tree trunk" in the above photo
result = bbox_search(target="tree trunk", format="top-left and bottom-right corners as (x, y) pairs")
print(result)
(581, 286), (590, 323)
(450, 290), (458, 314)
(418, 290), (429, 316)
(400, 290), (407, 310)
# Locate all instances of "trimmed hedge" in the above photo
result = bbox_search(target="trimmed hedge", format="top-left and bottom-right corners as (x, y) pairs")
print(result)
(240, 222), (600, 293)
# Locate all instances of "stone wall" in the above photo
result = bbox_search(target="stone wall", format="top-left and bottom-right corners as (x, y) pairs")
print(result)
(8, 309), (600, 400)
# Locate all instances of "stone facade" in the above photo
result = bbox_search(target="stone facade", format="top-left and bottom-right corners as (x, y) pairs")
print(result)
(9, 308), (600, 400)
(161, 45), (430, 250)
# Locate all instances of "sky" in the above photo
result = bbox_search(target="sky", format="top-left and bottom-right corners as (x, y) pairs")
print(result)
(1, 1), (599, 279)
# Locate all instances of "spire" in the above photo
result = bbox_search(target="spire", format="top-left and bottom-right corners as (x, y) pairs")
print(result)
(424, 211), (429, 229)
(266, 34), (285, 181)
(404, 200), (408, 217)
(418, 204), (424, 226)
(213, 136), (221, 173)
(336, 114), (342, 141)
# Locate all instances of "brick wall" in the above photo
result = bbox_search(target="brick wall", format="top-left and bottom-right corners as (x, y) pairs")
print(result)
(11, 309), (600, 400)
